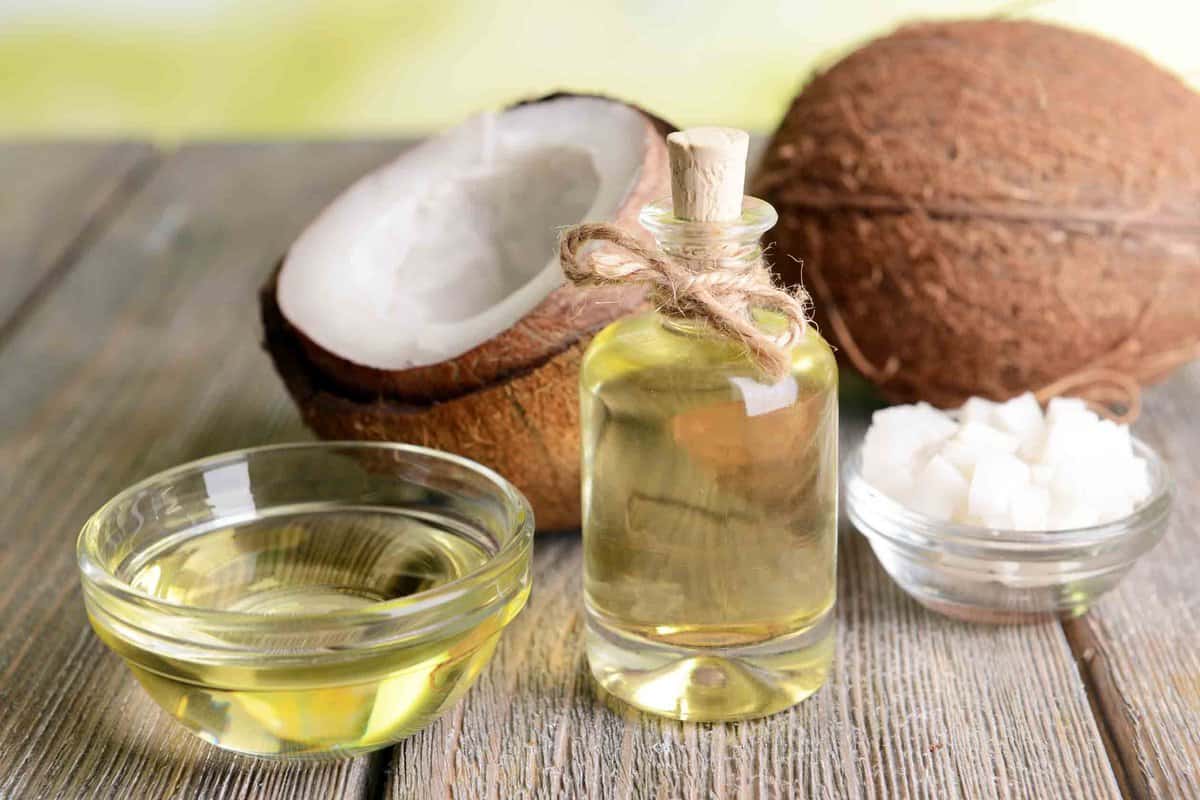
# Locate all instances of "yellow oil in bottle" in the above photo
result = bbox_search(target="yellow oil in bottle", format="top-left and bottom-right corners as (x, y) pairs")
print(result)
(581, 312), (838, 721)
(89, 510), (523, 759)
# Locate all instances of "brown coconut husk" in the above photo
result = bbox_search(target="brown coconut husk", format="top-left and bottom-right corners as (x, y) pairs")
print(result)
(290, 277), (646, 403)
(262, 280), (586, 531)
(264, 94), (674, 530)
(755, 20), (1200, 414)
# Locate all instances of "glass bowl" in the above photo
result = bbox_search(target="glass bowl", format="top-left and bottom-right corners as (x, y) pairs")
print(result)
(78, 442), (533, 760)
(845, 439), (1171, 624)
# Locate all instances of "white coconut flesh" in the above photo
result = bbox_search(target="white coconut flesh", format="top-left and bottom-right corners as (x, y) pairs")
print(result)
(277, 97), (651, 370)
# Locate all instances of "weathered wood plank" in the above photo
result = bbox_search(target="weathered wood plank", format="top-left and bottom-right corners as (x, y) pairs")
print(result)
(387, 411), (1121, 799)
(1064, 363), (1200, 800)
(0, 141), (155, 335)
(0, 142), (408, 799)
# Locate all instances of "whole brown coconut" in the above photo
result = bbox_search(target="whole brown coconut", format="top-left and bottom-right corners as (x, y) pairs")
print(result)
(264, 94), (673, 531)
(755, 20), (1200, 411)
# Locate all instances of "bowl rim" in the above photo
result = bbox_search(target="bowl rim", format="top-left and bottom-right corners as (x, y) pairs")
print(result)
(844, 435), (1173, 555)
(77, 440), (535, 630)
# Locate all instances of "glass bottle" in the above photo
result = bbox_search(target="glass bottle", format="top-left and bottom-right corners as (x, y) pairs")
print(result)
(579, 180), (839, 722)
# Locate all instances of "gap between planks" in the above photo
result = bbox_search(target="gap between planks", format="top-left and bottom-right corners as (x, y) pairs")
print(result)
(1063, 616), (1140, 800)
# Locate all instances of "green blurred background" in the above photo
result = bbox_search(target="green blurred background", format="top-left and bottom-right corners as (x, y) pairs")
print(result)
(3, 0), (1196, 138)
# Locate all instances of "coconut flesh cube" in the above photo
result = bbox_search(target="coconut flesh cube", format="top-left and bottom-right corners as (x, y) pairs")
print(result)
(869, 402), (958, 444)
(1031, 463), (1055, 486)
(908, 455), (968, 520)
(1127, 457), (1153, 501)
(940, 421), (1019, 479)
(968, 452), (1031, 520)
(959, 396), (998, 425)
(990, 392), (1046, 458)
(1039, 409), (1098, 465)
(1010, 483), (1051, 530)
(1048, 501), (1099, 530)
(955, 421), (1020, 454)
(1048, 456), (1098, 505)
(862, 403), (956, 490)
(1046, 396), (1090, 425)
(1095, 419), (1134, 461)
(859, 395), (1153, 532)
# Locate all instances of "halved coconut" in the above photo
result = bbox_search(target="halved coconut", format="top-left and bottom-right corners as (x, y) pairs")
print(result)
(264, 94), (673, 530)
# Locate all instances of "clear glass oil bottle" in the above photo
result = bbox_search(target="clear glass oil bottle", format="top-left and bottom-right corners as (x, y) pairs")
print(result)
(580, 197), (838, 721)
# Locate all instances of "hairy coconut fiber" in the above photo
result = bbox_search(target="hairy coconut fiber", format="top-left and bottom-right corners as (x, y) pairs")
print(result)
(755, 20), (1200, 413)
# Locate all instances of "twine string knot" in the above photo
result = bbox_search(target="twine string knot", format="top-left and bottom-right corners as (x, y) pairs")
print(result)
(559, 223), (810, 381)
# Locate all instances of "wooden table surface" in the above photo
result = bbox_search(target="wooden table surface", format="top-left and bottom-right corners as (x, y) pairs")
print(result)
(0, 140), (1197, 800)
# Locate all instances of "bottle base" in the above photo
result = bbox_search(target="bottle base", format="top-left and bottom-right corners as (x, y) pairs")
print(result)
(585, 609), (835, 722)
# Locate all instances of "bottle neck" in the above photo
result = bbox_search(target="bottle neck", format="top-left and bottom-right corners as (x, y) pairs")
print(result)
(638, 196), (777, 272)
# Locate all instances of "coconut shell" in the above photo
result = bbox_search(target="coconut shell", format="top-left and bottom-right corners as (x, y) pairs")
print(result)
(263, 281), (584, 530)
(265, 94), (674, 530)
(755, 20), (1200, 409)
(302, 93), (672, 402)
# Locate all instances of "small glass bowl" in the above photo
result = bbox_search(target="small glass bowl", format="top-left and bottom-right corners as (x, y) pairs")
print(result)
(845, 439), (1171, 624)
(78, 442), (533, 760)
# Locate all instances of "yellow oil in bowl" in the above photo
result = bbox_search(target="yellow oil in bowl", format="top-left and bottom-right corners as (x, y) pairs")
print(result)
(79, 444), (533, 760)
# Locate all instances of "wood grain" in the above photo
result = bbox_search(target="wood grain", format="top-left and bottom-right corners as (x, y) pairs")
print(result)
(4, 138), (1192, 799)
(0, 141), (155, 336)
(1062, 363), (1200, 800)
(387, 413), (1121, 799)
(0, 141), (407, 799)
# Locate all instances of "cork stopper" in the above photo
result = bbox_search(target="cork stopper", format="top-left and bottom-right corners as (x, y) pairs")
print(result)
(666, 127), (749, 222)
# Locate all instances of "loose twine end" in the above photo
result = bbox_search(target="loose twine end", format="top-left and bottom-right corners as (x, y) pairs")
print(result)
(558, 223), (811, 381)
(1035, 369), (1142, 424)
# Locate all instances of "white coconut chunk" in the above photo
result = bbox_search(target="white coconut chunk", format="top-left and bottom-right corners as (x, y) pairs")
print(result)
(968, 452), (1031, 519)
(867, 469), (916, 506)
(908, 455), (969, 520)
(861, 433), (924, 503)
(1030, 463), (1055, 486)
(1039, 402), (1136, 471)
(958, 396), (998, 425)
(991, 392), (1046, 458)
(862, 402), (956, 478)
(940, 421), (1020, 478)
(1127, 457), (1153, 503)
(1039, 412), (1094, 465)
(277, 96), (651, 369)
(1048, 456), (1099, 504)
(1094, 419), (1134, 460)
(860, 396), (1149, 531)
(1010, 483), (1051, 530)
(956, 421), (1021, 453)
(1045, 397), (1091, 427)
(1047, 500), (1099, 530)
(870, 402), (958, 441)
(992, 392), (1043, 435)
(940, 440), (980, 479)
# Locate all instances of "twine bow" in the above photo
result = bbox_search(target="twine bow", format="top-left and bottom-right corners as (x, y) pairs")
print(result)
(558, 223), (811, 381)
